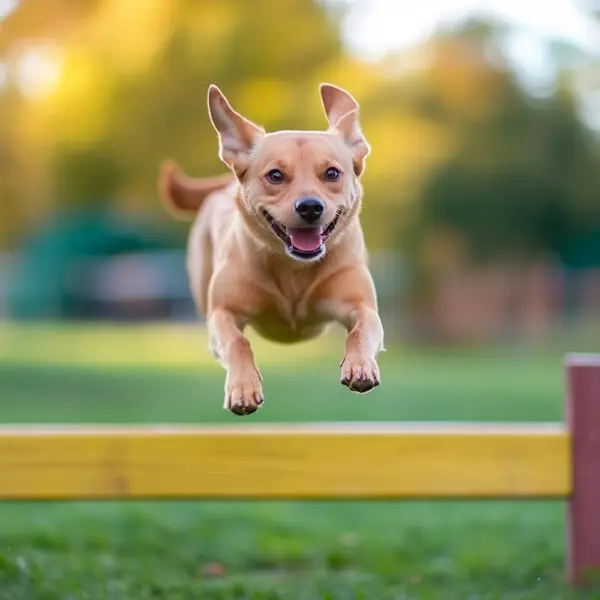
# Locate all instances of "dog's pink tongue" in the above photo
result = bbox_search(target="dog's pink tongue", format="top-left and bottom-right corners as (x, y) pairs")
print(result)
(287, 227), (322, 251)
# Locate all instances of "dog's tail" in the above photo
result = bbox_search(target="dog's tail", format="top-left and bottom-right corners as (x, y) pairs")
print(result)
(158, 160), (235, 220)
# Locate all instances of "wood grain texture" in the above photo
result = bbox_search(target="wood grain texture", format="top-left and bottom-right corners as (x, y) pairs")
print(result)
(0, 423), (570, 500)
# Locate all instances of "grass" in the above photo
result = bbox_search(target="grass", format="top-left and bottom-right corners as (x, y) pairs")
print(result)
(0, 322), (597, 599)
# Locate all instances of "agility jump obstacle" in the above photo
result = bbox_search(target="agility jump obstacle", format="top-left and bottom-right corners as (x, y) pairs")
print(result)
(0, 354), (598, 586)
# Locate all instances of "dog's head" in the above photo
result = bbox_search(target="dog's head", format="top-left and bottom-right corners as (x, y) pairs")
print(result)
(208, 83), (370, 262)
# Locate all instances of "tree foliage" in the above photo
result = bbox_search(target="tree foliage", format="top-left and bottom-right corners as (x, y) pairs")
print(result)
(1, 2), (599, 289)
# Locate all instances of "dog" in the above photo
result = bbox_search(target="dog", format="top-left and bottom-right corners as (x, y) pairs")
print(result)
(158, 83), (384, 415)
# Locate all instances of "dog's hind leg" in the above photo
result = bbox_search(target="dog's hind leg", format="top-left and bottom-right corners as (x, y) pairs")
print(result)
(187, 211), (214, 317)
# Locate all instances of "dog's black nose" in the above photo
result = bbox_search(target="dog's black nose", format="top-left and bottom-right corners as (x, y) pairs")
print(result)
(295, 197), (324, 224)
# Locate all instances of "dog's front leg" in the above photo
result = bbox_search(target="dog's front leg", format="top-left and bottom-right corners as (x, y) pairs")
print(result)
(338, 302), (384, 393)
(318, 268), (384, 393)
(208, 308), (263, 416)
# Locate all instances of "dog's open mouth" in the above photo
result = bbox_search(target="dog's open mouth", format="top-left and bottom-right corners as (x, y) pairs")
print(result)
(262, 209), (341, 260)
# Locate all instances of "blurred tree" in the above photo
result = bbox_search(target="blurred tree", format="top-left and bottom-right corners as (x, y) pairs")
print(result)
(389, 20), (600, 299)
(414, 84), (599, 261)
(0, 0), (344, 245)
(2, 3), (600, 320)
(0, 0), (100, 54)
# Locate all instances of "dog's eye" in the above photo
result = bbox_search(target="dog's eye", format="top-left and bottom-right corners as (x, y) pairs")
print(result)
(324, 167), (341, 182)
(266, 169), (285, 184)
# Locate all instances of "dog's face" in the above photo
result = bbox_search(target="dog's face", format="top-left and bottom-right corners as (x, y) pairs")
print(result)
(207, 84), (370, 262)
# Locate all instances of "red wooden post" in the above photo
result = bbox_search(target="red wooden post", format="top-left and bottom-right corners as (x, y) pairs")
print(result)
(566, 353), (600, 586)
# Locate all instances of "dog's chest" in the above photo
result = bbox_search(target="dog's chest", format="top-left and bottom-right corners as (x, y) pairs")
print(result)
(248, 273), (329, 343)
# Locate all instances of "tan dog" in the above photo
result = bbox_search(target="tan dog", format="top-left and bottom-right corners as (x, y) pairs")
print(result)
(158, 83), (384, 415)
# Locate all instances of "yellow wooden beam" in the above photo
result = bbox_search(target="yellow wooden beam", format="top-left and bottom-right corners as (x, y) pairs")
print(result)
(0, 423), (571, 500)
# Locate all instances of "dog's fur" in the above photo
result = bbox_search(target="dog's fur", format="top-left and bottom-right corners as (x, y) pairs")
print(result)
(158, 83), (384, 415)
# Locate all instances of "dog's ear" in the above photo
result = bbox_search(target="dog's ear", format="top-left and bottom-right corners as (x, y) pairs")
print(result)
(319, 83), (370, 176)
(320, 83), (359, 127)
(207, 85), (264, 177)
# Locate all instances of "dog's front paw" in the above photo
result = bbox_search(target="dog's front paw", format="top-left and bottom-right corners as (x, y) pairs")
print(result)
(340, 354), (380, 393)
(224, 369), (264, 416)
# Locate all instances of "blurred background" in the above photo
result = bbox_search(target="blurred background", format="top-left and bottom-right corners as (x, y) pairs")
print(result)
(1, 0), (600, 341)
(1, 0), (600, 346)
(1, 0), (600, 393)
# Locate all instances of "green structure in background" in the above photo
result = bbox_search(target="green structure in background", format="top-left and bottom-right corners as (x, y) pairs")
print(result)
(560, 228), (600, 317)
(560, 228), (600, 270)
(8, 208), (182, 320)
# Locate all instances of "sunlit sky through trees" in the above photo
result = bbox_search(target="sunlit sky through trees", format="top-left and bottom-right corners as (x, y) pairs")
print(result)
(1, 0), (598, 122)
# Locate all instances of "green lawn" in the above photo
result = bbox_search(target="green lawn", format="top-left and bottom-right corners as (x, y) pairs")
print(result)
(0, 324), (596, 599)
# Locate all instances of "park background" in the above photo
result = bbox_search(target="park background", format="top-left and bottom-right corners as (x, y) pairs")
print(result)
(0, 0), (599, 598)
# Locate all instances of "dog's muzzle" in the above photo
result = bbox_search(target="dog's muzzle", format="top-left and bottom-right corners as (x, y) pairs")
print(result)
(262, 209), (342, 261)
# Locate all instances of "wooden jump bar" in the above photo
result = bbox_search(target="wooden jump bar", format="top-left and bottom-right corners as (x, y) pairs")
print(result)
(0, 422), (570, 500)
